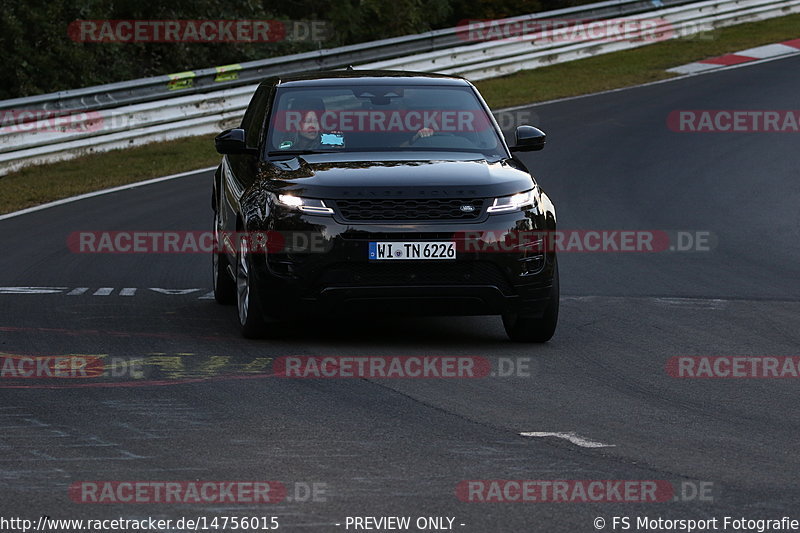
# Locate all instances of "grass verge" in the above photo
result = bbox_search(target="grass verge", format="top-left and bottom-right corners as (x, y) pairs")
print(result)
(1, 13), (799, 215)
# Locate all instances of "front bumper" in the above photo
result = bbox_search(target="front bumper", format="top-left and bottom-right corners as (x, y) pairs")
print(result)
(247, 209), (556, 317)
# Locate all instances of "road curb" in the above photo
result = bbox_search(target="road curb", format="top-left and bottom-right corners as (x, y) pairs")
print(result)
(668, 37), (800, 74)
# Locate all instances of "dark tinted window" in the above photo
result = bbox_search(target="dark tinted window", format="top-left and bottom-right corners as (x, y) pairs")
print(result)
(240, 85), (271, 149)
(265, 85), (504, 157)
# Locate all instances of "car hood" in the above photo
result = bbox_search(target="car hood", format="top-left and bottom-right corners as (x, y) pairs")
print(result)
(256, 153), (535, 199)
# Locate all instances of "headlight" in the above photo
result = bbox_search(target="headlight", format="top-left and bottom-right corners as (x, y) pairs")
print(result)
(487, 189), (537, 213)
(276, 194), (333, 214)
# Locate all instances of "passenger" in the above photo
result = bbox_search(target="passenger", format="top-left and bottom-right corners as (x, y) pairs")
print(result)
(280, 97), (326, 150)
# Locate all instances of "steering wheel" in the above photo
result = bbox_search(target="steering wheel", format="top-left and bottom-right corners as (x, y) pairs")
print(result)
(410, 131), (457, 145)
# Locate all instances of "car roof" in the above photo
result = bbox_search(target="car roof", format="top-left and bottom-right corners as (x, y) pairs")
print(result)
(266, 70), (472, 88)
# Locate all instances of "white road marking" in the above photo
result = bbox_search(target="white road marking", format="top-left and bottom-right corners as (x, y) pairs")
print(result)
(736, 43), (799, 59)
(0, 167), (216, 223)
(148, 288), (202, 295)
(0, 287), (68, 294)
(0, 286), (211, 298)
(667, 62), (721, 74)
(655, 297), (727, 309)
(520, 431), (615, 448)
(562, 295), (729, 309)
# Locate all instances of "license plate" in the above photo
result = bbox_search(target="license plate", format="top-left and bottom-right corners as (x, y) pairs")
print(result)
(369, 241), (456, 260)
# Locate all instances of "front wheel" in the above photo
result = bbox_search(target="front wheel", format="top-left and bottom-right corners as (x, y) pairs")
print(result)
(236, 238), (268, 338)
(503, 257), (559, 343)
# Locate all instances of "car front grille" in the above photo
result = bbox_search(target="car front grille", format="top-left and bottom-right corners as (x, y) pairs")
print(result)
(316, 261), (514, 294)
(332, 198), (485, 221)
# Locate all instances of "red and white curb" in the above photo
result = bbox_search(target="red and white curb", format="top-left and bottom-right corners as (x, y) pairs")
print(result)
(668, 38), (800, 74)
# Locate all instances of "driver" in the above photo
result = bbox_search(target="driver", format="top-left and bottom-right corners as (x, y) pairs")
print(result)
(400, 126), (437, 147)
(402, 110), (448, 145)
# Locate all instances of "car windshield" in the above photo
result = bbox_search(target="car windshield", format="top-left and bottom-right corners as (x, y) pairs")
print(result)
(265, 84), (505, 157)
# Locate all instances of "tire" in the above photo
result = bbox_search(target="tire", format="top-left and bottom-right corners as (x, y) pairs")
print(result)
(212, 221), (236, 305)
(213, 249), (236, 305)
(236, 237), (268, 338)
(503, 256), (559, 343)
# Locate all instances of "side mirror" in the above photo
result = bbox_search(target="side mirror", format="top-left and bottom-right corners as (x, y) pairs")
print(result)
(215, 128), (257, 155)
(511, 125), (546, 152)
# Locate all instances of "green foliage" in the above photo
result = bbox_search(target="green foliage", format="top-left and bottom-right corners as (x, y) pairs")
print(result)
(0, 0), (600, 98)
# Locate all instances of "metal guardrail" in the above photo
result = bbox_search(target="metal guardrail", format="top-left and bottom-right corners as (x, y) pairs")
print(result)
(0, 0), (698, 116)
(360, 0), (800, 79)
(1, 0), (797, 175)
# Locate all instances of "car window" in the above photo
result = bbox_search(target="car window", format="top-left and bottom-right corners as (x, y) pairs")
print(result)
(240, 85), (271, 149)
(265, 85), (504, 157)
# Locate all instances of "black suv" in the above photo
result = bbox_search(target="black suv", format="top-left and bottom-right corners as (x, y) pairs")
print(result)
(212, 70), (558, 342)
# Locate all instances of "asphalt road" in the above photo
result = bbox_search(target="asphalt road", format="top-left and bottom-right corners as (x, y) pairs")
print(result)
(1, 55), (798, 532)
